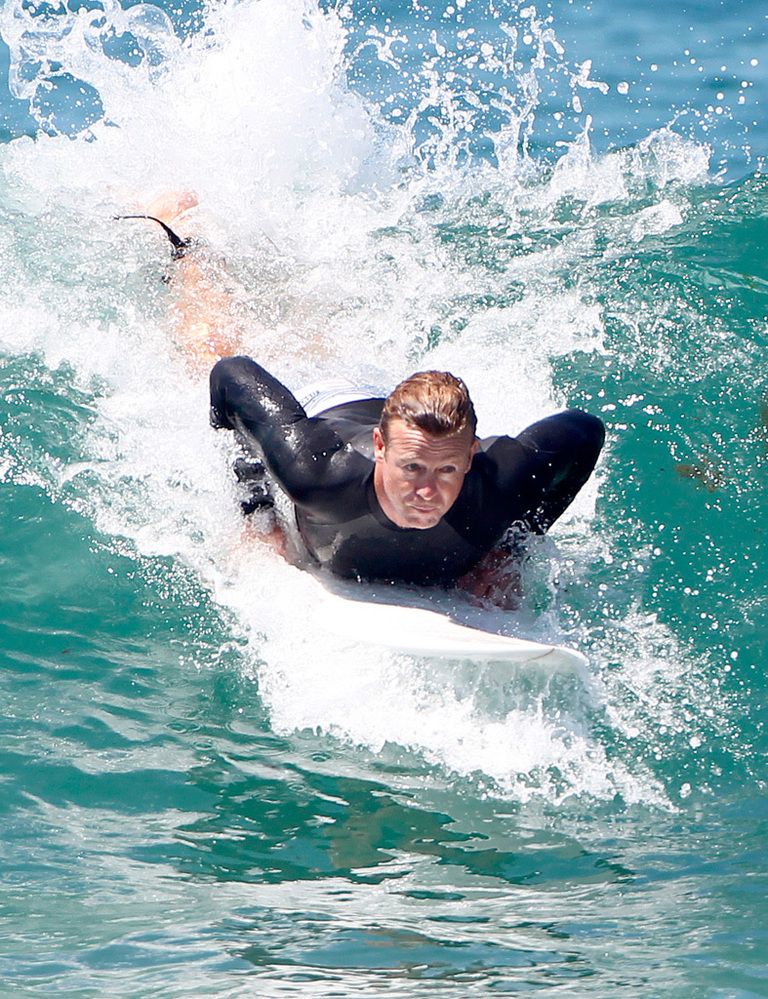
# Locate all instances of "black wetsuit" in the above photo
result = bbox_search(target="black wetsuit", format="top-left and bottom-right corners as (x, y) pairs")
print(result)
(210, 356), (605, 585)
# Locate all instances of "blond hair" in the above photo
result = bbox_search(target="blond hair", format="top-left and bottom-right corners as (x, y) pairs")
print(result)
(379, 371), (477, 443)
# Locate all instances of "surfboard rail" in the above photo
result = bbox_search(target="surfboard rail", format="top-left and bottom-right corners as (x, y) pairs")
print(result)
(315, 588), (587, 670)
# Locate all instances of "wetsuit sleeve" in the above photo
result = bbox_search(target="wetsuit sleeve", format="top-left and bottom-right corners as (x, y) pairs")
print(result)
(209, 356), (350, 504)
(485, 409), (605, 535)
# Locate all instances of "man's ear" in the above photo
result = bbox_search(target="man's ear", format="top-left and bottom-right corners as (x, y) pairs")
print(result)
(373, 426), (386, 461)
(467, 436), (479, 469)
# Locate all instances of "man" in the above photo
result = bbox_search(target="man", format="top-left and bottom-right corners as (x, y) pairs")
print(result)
(134, 196), (604, 601)
(209, 357), (605, 591)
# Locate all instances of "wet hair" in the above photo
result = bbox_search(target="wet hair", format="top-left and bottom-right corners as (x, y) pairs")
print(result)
(379, 370), (477, 443)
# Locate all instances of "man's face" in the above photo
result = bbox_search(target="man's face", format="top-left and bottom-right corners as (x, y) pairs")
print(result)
(373, 418), (478, 529)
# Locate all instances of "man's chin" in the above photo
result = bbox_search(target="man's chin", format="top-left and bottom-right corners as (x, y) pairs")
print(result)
(405, 508), (442, 529)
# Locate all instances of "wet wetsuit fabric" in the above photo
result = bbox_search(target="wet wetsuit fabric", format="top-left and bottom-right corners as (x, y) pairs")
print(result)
(210, 356), (605, 585)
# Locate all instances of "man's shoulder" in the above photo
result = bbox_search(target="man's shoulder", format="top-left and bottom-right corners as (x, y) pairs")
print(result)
(316, 397), (385, 426)
(465, 433), (535, 496)
(314, 398), (384, 460)
(476, 433), (510, 451)
(474, 433), (524, 461)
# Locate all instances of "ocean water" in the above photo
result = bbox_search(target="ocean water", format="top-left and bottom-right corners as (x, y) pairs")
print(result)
(0, 0), (766, 994)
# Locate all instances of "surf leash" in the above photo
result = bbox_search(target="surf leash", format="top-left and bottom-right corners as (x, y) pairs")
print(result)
(115, 213), (193, 259)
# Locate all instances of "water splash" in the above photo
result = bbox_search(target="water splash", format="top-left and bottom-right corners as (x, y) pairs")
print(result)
(0, 0), (745, 806)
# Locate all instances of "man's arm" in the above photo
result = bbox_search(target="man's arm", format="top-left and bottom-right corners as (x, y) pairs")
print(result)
(210, 356), (351, 507)
(457, 410), (604, 608)
(481, 410), (605, 535)
(513, 409), (605, 533)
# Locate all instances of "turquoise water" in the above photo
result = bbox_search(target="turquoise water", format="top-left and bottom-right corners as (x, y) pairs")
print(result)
(1, 0), (766, 994)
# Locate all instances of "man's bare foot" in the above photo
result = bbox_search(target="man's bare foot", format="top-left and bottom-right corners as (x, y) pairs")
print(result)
(141, 190), (199, 228)
(126, 189), (244, 371)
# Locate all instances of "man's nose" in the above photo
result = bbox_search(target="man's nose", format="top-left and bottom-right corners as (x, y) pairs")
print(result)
(416, 474), (438, 497)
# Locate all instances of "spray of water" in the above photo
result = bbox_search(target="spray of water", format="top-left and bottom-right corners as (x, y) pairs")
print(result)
(0, 0), (729, 805)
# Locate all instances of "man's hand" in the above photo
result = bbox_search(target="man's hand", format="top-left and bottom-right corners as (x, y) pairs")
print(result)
(241, 516), (288, 560)
(457, 547), (523, 610)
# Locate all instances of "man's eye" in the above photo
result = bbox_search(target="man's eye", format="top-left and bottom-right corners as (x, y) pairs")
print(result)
(439, 466), (457, 474)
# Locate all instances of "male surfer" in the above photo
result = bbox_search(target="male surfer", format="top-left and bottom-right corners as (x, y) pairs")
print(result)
(137, 195), (604, 605)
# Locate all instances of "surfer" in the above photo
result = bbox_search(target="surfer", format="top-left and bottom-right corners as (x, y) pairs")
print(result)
(210, 358), (603, 592)
(134, 194), (604, 605)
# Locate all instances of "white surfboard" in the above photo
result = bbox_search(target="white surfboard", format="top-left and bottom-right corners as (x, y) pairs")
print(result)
(314, 587), (587, 670)
(267, 479), (586, 671)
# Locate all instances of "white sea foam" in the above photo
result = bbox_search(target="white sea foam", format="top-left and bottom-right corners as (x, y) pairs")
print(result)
(0, 0), (719, 806)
